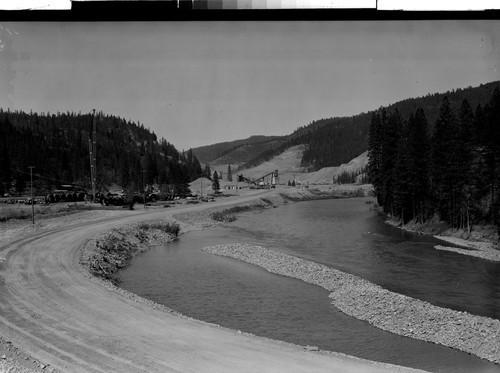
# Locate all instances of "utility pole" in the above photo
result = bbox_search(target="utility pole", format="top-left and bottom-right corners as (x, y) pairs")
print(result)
(142, 169), (146, 209)
(200, 178), (203, 199)
(89, 109), (97, 202)
(29, 166), (35, 224)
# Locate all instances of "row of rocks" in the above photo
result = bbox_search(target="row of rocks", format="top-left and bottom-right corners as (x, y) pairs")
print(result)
(79, 219), (178, 283)
(203, 243), (500, 364)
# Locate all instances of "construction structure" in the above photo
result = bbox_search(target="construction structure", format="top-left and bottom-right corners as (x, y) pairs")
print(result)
(238, 170), (279, 189)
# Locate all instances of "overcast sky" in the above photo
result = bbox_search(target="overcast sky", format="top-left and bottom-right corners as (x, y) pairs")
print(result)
(1, 21), (499, 150)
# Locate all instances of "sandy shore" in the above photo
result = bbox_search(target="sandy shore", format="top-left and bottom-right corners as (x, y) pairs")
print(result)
(0, 186), (424, 373)
(203, 243), (500, 364)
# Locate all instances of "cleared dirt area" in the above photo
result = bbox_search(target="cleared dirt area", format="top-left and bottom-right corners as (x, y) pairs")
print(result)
(0, 188), (424, 373)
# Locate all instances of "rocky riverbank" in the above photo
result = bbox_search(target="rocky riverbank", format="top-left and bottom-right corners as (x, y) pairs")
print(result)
(384, 217), (500, 262)
(434, 243), (500, 262)
(203, 243), (500, 364)
(79, 219), (179, 283)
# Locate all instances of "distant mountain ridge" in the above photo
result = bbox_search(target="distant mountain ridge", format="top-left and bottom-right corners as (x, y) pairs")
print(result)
(193, 81), (500, 172)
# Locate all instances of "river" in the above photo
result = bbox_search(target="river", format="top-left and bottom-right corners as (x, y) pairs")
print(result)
(119, 197), (500, 372)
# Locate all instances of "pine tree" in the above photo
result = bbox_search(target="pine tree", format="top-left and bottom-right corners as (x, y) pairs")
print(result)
(367, 112), (384, 206)
(456, 99), (475, 232)
(393, 117), (412, 222)
(381, 109), (401, 215)
(212, 171), (220, 192)
(408, 108), (431, 222)
(483, 87), (500, 231)
(227, 164), (233, 182)
(431, 97), (459, 225)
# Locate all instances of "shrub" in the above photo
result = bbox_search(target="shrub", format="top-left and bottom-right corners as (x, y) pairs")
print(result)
(138, 221), (181, 237)
(211, 205), (263, 222)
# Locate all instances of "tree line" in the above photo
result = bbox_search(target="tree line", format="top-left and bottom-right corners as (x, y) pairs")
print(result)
(0, 109), (203, 197)
(368, 87), (500, 235)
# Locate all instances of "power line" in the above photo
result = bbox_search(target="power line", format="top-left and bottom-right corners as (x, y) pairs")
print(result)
(11, 168), (83, 186)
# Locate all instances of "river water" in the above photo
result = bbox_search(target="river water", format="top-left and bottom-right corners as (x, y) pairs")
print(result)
(119, 197), (500, 372)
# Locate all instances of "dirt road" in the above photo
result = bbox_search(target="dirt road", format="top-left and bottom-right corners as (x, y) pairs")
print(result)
(0, 190), (424, 373)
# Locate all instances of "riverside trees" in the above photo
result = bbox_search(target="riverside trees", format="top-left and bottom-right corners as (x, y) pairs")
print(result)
(368, 86), (500, 236)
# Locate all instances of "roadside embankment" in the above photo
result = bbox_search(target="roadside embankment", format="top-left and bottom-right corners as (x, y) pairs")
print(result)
(203, 243), (500, 364)
(80, 219), (180, 283)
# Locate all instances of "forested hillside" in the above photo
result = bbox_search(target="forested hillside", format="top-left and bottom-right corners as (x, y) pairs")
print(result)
(367, 86), (500, 236)
(287, 81), (500, 171)
(193, 81), (499, 173)
(0, 110), (202, 196)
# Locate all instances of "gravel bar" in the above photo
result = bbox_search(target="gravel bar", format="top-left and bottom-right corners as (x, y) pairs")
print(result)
(434, 244), (500, 262)
(203, 243), (500, 364)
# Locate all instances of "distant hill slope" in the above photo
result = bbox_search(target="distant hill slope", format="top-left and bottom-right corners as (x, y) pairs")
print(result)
(194, 81), (500, 173)
(236, 144), (306, 181)
(300, 151), (368, 185)
(237, 146), (368, 186)
(192, 135), (285, 166)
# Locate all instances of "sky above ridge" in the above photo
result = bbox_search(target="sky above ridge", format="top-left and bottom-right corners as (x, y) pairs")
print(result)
(0, 21), (499, 150)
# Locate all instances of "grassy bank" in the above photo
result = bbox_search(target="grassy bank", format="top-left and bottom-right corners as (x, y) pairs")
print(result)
(0, 202), (97, 222)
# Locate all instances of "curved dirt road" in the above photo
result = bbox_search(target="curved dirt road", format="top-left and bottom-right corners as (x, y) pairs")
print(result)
(0, 192), (424, 373)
